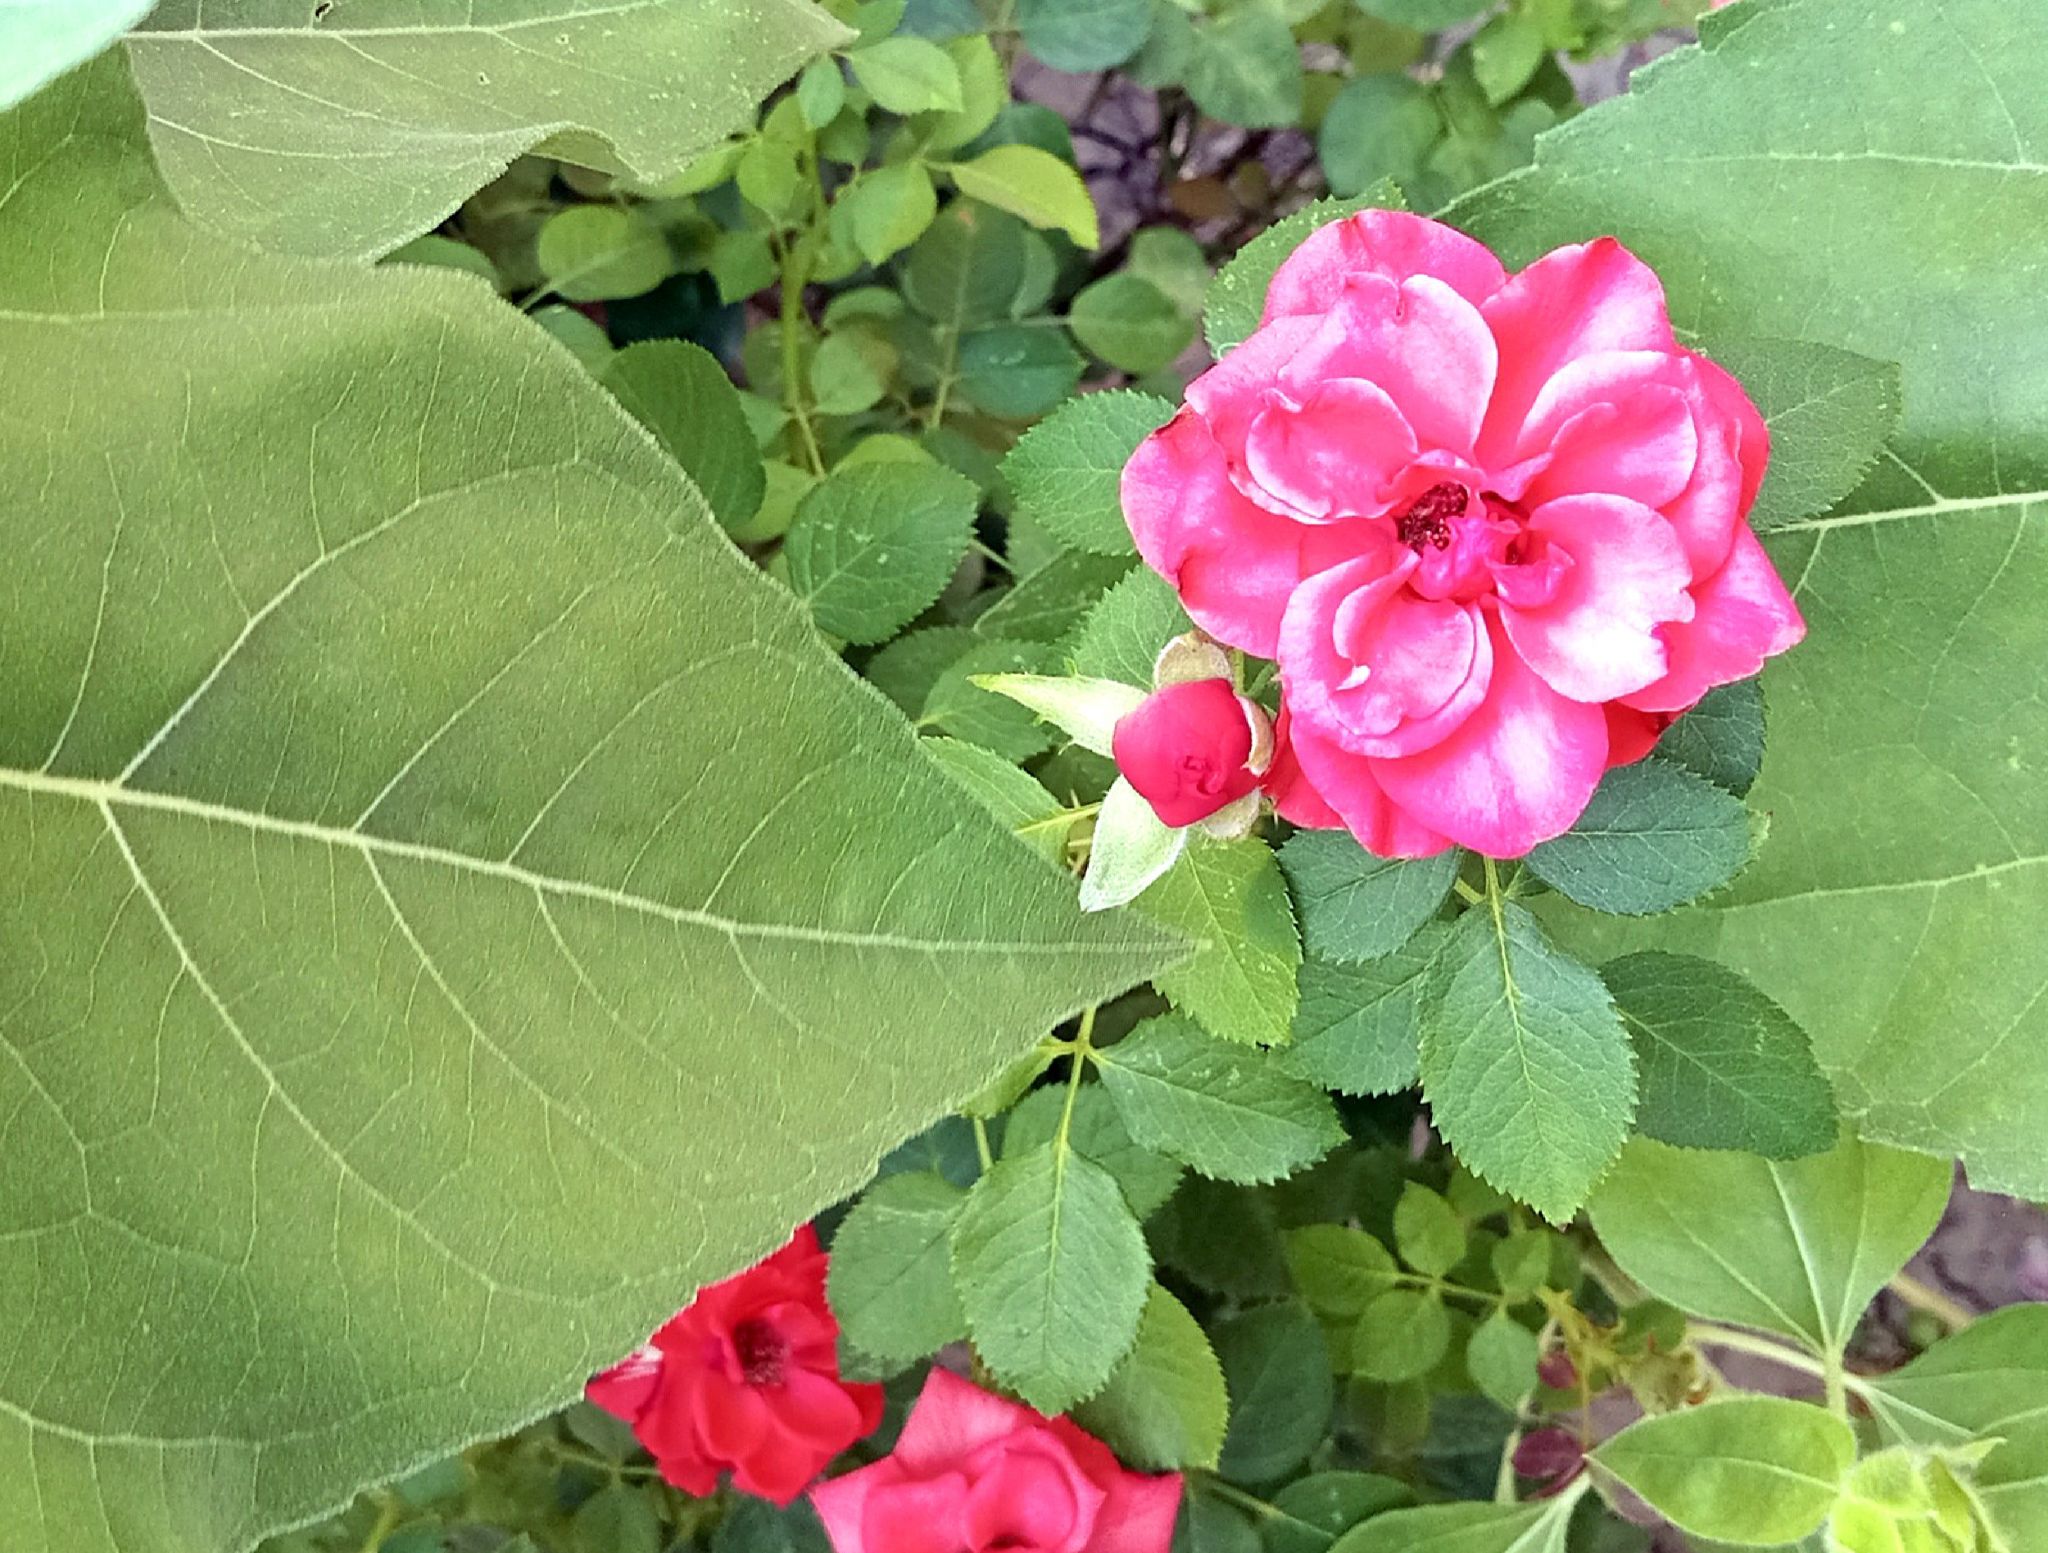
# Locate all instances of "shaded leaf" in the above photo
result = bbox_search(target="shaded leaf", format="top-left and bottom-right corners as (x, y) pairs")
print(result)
(1145, 839), (1303, 1048)
(1280, 924), (1446, 1097)
(1217, 1302), (1333, 1486)
(128, 0), (848, 258)
(1652, 679), (1765, 798)
(1278, 833), (1457, 963)
(1074, 1283), (1230, 1472)
(1708, 337), (1904, 532)
(1067, 567), (1194, 686)
(601, 342), (766, 535)
(828, 1173), (969, 1370)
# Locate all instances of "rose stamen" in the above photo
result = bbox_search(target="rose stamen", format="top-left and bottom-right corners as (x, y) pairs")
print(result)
(733, 1317), (788, 1386)
(1393, 482), (1468, 550)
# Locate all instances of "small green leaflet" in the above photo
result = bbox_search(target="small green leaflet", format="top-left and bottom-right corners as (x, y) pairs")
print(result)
(1182, 5), (1303, 130)
(1282, 924), (1445, 1096)
(825, 1172), (967, 1371)
(1593, 1398), (1856, 1547)
(1588, 1135), (1951, 1359)
(536, 204), (673, 301)
(783, 462), (979, 643)
(972, 551), (1134, 642)
(1863, 1304), (2048, 1530)
(1278, 832), (1458, 962)
(1352, 1289), (1450, 1384)
(1144, 838), (1303, 1048)
(1072, 1283), (1230, 1472)
(1265, 1474), (1414, 1553)
(1004, 1081), (1184, 1219)
(1002, 391), (1171, 556)
(601, 342), (767, 536)
(1418, 904), (1636, 1221)
(950, 1142), (1151, 1412)
(1603, 951), (1837, 1159)
(1284, 1225), (1401, 1319)
(1066, 567), (1193, 687)
(1329, 1493), (1583, 1553)
(127, 0), (850, 259)
(1466, 1312), (1540, 1411)
(1015, 0), (1153, 72)
(900, 201), (1032, 329)
(846, 35), (963, 114)
(1706, 336), (1903, 532)
(1094, 1014), (1345, 1185)
(924, 640), (1063, 760)
(1070, 274), (1196, 376)
(0, 0), (156, 109)
(1215, 1301), (1333, 1486)
(1525, 758), (1752, 916)
(1654, 678), (1766, 797)
(1320, 75), (1442, 198)
(944, 145), (1100, 247)
(1391, 1183), (1465, 1279)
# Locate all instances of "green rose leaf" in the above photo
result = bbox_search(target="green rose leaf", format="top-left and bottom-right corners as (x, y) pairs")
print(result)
(950, 1141), (1151, 1412)
(783, 462), (979, 644)
(1352, 1289), (1451, 1385)
(924, 640), (1063, 760)
(1144, 838), (1303, 1048)
(1588, 1134), (1951, 1359)
(1319, 75), (1442, 198)
(1329, 1496), (1579, 1553)
(1003, 391), (1174, 557)
(1095, 1014), (1346, 1185)
(536, 204), (674, 301)
(0, 57), (1175, 1553)
(1708, 337), (1904, 532)
(1391, 1183), (1466, 1279)
(1071, 273), (1197, 376)
(1285, 1225), (1402, 1323)
(924, 739), (1072, 864)
(1005, 1081), (1185, 1220)
(1525, 758), (1753, 917)
(1280, 924), (1445, 1097)
(1206, 188), (1405, 356)
(1592, 1398), (1857, 1546)
(1266, 1473), (1414, 1553)
(900, 202), (1033, 329)
(1604, 951), (1837, 1159)
(840, 161), (940, 265)
(1466, 1312), (1540, 1412)
(957, 323), (1087, 420)
(1278, 832), (1459, 963)
(1354, 0), (1494, 27)
(826, 1172), (968, 1371)
(1449, 0), (2048, 1198)
(945, 145), (1101, 247)
(601, 342), (767, 537)
(1015, 0), (1154, 72)
(1418, 904), (1637, 1221)
(1652, 679), (1766, 798)
(1067, 568), (1194, 687)
(1073, 1282), (1230, 1472)
(127, 0), (849, 258)
(1863, 1303), (2048, 1531)
(1216, 1301), (1334, 1486)
(847, 35), (964, 114)
(974, 552), (1135, 643)
(0, 0), (155, 109)
(1184, 6), (1304, 129)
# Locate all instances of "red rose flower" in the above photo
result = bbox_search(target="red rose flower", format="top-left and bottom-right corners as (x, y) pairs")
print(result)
(810, 1369), (1181, 1553)
(587, 1226), (882, 1504)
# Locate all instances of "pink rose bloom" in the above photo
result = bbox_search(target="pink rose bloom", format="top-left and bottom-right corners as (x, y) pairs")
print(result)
(810, 1369), (1182, 1553)
(1112, 677), (1272, 827)
(587, 1225), (883, 1504)
(1122, 210), (1803, 857)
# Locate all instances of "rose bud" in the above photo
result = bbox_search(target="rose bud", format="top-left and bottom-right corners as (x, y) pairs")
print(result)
(1110, 677), (1275, 829)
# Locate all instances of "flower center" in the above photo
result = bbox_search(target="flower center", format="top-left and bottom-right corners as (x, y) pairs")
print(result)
(732, 1317), (788, 1386)
(1393, 481), (1468, 551)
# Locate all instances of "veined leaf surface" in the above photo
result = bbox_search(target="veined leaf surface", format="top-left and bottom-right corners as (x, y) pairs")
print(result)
(126, 0), (850, 258)
(0, 58), (1175, 1553)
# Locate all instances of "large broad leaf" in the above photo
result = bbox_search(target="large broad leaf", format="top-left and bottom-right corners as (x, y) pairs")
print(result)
(1862, 1304), (2048, 1531)
(1450, 0), (2048, 1196)
(0, 59), (1175, 1553)
(0, 0), (157, 108)
(1588, 1135), (1951, 1360)
(124, 0), (849, 258)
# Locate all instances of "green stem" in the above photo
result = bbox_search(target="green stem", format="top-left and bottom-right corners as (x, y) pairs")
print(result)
(1054, 1006), (1097, 1156)
(1689, 1321), (1872, 1407)
(1890, 1271), (1976, 1331)
(971, 1115), (994, 1173)
(358, 1496), (402, 1553)
(1453, 878), (1485, 905)
(777, 131), (829, 477)
(1196, 1478), (1285, 1521)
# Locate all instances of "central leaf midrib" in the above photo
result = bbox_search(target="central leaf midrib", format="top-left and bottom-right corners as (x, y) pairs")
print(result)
(0, 767), (1151, 957)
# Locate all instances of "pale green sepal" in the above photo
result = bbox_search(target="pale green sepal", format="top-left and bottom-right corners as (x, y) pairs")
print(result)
(1083, 778), (1187, 912)
(972, 673), (1145, 756)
